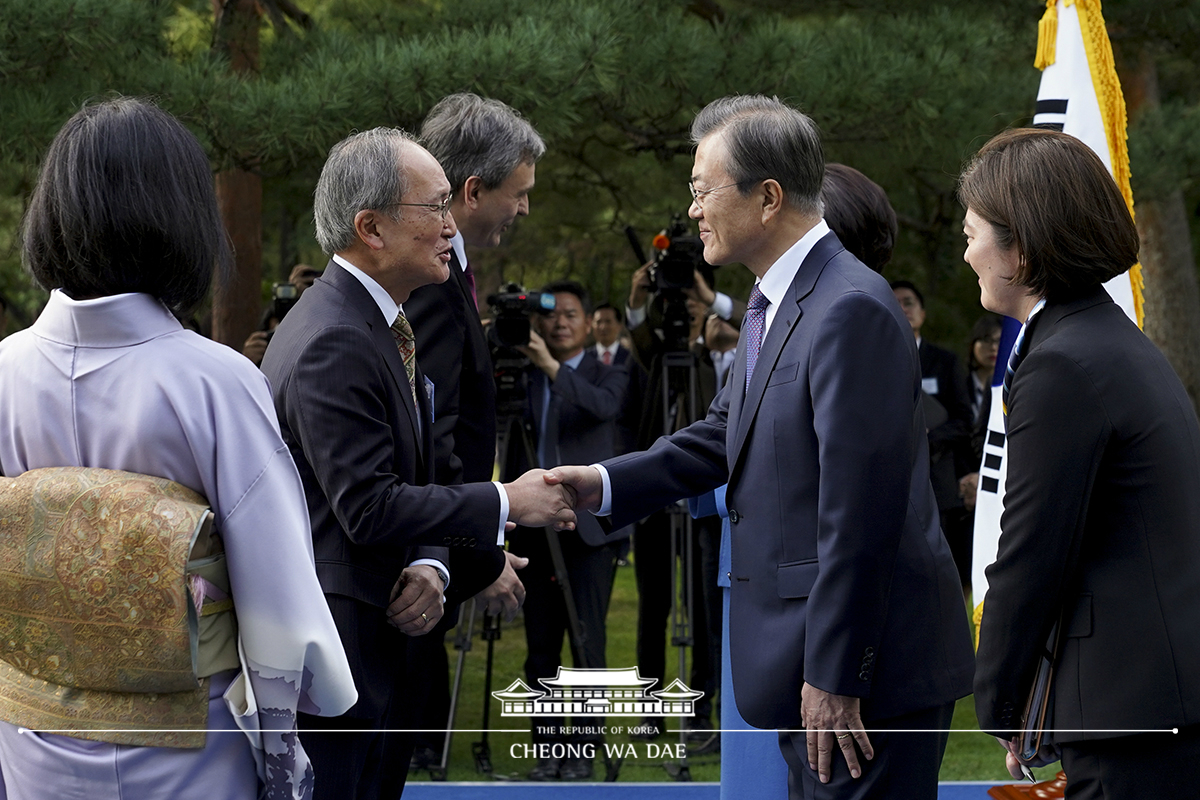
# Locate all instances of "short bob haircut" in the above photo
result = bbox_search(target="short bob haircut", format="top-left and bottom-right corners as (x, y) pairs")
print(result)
(821, 163), (897, 274)
(967, 314), (1003, 373)
(691, 95), (824, 217)
(958, 128), (1138, 301)
(22, 98), (230, 316)
(420, 93), (545, 194)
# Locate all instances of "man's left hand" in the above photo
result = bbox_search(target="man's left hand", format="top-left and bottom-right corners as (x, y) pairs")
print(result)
(801, 682), (874, 784)
(386, 564), (445, 635)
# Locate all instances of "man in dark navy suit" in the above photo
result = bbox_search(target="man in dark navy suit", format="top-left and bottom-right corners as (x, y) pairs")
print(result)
(400, 94), (545, 771)
(262, 128), (575, 800)
(552, 96), (973, 800)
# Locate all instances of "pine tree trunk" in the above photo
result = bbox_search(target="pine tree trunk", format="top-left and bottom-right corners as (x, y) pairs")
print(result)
(210, 0), (262, 350)
(1120, 43), (1200, 418)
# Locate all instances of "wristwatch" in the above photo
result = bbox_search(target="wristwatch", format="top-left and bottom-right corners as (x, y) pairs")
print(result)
(431, 565), (449, 593)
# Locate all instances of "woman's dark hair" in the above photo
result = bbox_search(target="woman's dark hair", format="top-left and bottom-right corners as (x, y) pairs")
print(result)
(821, 163), (897, 273)
(957, 128), (1138, 301)
(967, 314), (1003, 372)
(22, 97), (230, 315)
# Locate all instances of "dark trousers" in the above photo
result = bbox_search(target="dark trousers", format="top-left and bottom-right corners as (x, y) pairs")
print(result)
(299, 597), (413, 800)
(509, 526), (620, 742)
(398, 626), (452, 754)
(778, 701), (954, 800)
(633, 511), (721, 722)
(1061, 725), (1200, 799)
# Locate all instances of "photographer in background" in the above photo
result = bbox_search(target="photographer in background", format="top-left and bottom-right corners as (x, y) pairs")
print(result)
(241, 263), (322, 366)
(507, 280), (629, 781)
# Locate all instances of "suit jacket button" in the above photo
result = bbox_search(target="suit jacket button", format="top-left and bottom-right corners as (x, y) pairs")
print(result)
(729, 510), (740, 523)
(865, 647), (875, 657)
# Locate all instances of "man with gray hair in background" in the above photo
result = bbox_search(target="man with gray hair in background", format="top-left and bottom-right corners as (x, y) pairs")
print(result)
(262, 127), (573, 800)
(398, 94), (545, 773)
(550, 95), (973, 799)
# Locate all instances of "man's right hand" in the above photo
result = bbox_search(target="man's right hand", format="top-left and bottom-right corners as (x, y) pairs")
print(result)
(546, 465), (603, 514)
(628, 261), (653, 312)
(503, 469), (577, 531)
(474, 551), (528, 622)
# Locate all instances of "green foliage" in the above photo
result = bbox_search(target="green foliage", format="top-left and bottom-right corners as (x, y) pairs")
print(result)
(0, 0), (1196, 355)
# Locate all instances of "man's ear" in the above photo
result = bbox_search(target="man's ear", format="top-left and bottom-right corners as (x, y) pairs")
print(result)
(462, 175), (485, 210)
(760, 179), (785, 226)
(353, 209), (387, 251)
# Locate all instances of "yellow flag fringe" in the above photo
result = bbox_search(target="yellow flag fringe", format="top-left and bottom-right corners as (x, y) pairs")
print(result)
(1034, 0), (1059, 70)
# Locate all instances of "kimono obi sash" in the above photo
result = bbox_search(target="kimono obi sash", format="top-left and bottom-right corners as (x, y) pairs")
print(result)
(0, 468), (240, 748)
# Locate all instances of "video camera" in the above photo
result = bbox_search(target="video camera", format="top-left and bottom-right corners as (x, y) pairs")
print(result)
(648, 217), (705, 292)
(486, 285), (556, 348)
(270, 282), (299, 325)
(625, 216), (711, 353)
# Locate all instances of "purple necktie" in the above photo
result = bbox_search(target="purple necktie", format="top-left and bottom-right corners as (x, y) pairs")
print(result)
(744, 284), (769, 391)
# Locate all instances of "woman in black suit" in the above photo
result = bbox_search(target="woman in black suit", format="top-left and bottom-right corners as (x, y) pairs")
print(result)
(962, 127), (1200, 798)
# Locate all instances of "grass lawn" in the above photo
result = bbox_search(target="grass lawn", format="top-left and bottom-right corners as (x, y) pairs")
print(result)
(411, 555), (1060, 785)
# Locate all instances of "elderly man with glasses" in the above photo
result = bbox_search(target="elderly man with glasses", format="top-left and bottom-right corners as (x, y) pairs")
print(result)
(261, 128), (575, 800)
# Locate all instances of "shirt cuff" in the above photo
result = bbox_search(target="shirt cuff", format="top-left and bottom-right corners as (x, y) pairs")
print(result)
(712, 292), (734, 320)
(408, 558), (450, 597)
(592, 463), (613, 516)
(492, 481), (509, 545)
(626, 304), (647, 330)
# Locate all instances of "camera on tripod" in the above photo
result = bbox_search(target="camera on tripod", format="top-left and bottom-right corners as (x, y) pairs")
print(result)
(486, 284), (556, 348)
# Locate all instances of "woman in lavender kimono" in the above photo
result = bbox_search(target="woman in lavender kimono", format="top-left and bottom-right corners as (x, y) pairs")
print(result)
(0, 98), (356, 800)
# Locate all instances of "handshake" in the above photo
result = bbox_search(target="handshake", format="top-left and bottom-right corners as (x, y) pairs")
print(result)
(502, 465), (606, 531)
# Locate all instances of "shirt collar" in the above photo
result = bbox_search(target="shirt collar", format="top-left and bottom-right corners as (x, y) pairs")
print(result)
(450, 232), (468, 273)
(754, 219), (831, 309)
(333, 254), (403, 326)
(32, 290), (181, 348)
(563, 349), (587, 370)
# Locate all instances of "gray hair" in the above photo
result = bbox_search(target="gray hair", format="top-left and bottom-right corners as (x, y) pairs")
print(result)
(314, 127), (418, 254)
(420, 93), (545, 192)
(691, 95), (824, 216)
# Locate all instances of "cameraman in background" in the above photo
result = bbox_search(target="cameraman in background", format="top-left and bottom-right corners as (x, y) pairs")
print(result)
(506, 280), (629, 781)
(623, 234), (743, 744)
(241, 263), (322, 366)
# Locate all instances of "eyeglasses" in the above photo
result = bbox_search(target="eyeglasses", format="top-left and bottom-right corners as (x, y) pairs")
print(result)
(977, 336), (1002, 348)
(390, 193), (454, 220)
(688, 181), (739, 207)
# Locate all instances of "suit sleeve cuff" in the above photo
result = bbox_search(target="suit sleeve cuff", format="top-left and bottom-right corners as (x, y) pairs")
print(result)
(592, 463), (613, 516)
(492, 481), (509, 544)
(408, 558), (449, 599)
(626, 304), (647, 330)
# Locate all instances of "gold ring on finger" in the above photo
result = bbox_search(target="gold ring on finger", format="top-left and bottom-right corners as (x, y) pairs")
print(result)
(421, 612), (429, 623)
(836, 733), (851, 740)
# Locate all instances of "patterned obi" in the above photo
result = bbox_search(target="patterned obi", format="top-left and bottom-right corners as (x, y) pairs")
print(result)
(0, 468), (240, 748)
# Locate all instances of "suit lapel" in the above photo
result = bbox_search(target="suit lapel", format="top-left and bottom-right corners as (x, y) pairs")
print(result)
(728, 233), (841, 474)
(326, 263), (426, 463)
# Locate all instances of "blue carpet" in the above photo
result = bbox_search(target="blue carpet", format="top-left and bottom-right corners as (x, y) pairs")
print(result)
(403, 782), (1013, 798)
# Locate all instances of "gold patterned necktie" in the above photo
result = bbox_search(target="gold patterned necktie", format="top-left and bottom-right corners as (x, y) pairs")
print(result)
(389, 311), (419, 409)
